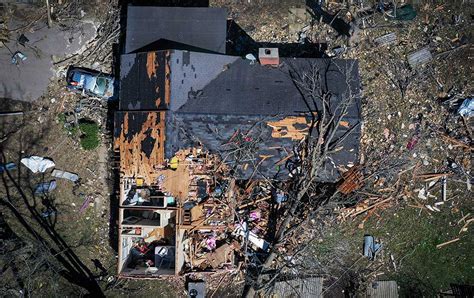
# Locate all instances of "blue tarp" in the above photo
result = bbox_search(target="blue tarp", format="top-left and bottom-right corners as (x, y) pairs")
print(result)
(364, 235), (382, 260)
(35, 180), (57, 194)
(0, 162), (16, 173)
(458, 98), (474, 117)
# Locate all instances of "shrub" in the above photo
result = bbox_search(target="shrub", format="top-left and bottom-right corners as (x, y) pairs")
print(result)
(79, 120), (100, 150)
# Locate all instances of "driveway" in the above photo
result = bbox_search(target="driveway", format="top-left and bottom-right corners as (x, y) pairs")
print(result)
(0, 19), (96, 102)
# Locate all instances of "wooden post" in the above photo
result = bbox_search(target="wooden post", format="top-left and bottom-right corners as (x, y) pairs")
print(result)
(45, 0), (52, 28)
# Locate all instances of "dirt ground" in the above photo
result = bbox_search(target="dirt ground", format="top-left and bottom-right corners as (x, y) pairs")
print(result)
(1, 0), (472, 297)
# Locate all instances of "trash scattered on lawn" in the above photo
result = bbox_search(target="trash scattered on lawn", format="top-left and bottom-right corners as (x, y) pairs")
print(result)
(407, 48), (432, 68)
(79, 195), (94, 213)
(11, 51), (27, 65)
(363, 235), (382, 260)
(41, 209), (57, 218)
(35, 180), (57, 194)
(325, 46), (345, 57)
(457, 98), (474, 117)
(0, 162), (16, 173)
(21, 156), (55, 173)
(18, 34), (30, 47)
(52, 169), (80, 182)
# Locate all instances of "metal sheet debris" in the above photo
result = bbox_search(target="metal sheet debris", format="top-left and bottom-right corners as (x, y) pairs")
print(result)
(374, 32), (397, 46)
(51, 169), (79, 182)
(458, 98), (474, 117)
(407, 48), (433, 68)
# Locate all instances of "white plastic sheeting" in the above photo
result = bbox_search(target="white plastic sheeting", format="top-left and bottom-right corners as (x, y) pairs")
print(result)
(20, 156), (55, 173)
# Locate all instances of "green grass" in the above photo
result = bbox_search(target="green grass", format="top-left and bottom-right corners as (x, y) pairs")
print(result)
(58, 113), (79, 136)
(369, 207), (474, 296)
(309, 201), (473, 296)
(79, 120), (100, 150)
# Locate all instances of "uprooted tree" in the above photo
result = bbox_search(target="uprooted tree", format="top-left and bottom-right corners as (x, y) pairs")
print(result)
(242, 59), (361, 297)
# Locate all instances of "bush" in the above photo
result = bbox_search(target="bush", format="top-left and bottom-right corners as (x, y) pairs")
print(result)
(79, 120), (100, 150)
(58, 113), (79, 136)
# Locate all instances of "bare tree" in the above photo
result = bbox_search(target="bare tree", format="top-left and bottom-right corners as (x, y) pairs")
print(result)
(243, 59), (361, 297)
(0, 105), (105, 297)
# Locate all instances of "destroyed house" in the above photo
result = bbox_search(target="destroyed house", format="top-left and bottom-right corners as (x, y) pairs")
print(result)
(115, 6), (361, 278)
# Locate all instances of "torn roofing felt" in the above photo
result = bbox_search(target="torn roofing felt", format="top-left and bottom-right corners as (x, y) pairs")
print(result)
(125, 6), (227, 54)
(119, 50), (361, 116)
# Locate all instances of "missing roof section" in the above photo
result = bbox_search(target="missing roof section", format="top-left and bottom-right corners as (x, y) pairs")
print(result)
(114, 111), (166, 184)
(125, 6), (227, 54)
(120, 51), (171, 111)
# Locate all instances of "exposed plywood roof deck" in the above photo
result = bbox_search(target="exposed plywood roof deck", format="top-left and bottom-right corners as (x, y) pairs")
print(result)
(114, 111), (166, 185)
(155, 163), (190, 200)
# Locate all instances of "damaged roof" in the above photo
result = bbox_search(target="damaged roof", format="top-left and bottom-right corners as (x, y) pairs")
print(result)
(165, 112), (360, 182)
(118, 50), (361, 182)
(114, 111), (166, 184)
(125, 6), (227, 54)
(120, 50), (360, 114)
(166, 53), (361, 181)
(119, 51), (171, 111)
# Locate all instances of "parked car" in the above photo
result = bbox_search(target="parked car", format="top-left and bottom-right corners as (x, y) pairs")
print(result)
(66, 67), (116, 100)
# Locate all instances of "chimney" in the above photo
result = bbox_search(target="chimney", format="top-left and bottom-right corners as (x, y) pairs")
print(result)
(258, 48), (279, 66)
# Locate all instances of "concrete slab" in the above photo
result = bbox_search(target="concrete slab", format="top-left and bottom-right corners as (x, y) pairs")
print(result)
(0, 19), (96, 102)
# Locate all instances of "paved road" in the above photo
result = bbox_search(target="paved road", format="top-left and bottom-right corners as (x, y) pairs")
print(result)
(0, 19), (96, 102)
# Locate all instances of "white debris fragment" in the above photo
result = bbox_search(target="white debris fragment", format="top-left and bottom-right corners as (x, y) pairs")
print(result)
(52, 169), (79, 182)
(418, 188), (427, 200)
(21, 156), (55, 173)
(425, 205), (435, 211)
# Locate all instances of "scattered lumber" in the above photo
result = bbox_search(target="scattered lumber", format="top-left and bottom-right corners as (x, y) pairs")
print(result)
(436, 238), (460, 249)
(351, 197), (393, 217)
